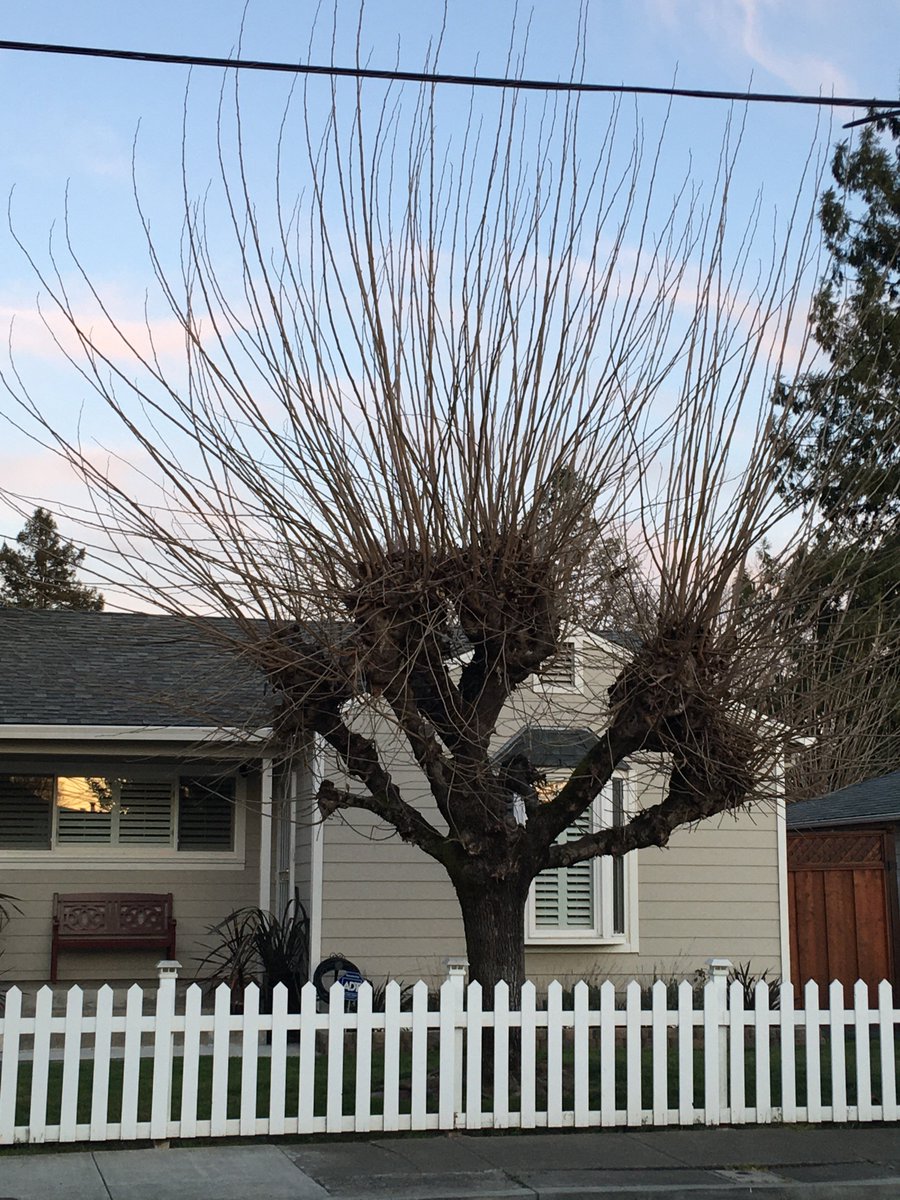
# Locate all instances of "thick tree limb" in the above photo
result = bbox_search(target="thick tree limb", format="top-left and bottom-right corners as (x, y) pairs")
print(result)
(307, 707), (451, 864)
(548, 744), (755, 868)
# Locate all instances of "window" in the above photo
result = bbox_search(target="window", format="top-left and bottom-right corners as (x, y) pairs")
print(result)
(0, 776), (53, 848)
(0, 772), (236, 853)
(178, 777), (235, 850)
(527, 776), (632, 943)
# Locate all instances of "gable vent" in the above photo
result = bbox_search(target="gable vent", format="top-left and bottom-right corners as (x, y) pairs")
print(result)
(540, 642), (577, 688)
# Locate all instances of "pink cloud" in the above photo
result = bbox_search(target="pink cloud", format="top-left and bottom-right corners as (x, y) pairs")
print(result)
(0, 302), (189, 368)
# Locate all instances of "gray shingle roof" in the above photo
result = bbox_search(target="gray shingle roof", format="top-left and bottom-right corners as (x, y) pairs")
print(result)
(497, 726), (600, 768)
(787, 768), (900, 829)
(0, 611), (269, 729)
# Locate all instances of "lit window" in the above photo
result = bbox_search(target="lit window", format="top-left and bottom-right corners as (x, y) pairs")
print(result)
(527, 776), (630, 942)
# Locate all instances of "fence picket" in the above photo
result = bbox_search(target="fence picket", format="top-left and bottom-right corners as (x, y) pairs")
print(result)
(599, 981), (616, 1127)
(465, 982), (483, 1130)
(573, 981), (590, 1127)
(677, 980), (694, 1126)
(492, 982), (510, 1129)
(854, 980), (873, 1121)
(297, 981), (318, 1133)
(438, 979), (457, 1129)
(90, 986), (114, 1141)
(354, 982), (374, 1133)
(239, 984), (261, 1136)
(779, 982), (797, 1122)
(59, 987), (84, 1142)
(0, 987), (22, 1144)
(519, 982), (536, 1129)
(326, 982), (346, 1134)
(180, 984), (203, 1138)
(828, 981), (847, 1121)
(410, 981), (429, 1130)
(267, 985), (288, 1135)
(209, 984), (232, 1137)
(120, 984), (144, 1140)
(382, 980), (401, 1132)
(728, 981), (746, 1124)
(625, 980), (642, 1127)
(29, 986), (53, 1143)
(804, 980), (822, 1122)
(753, 981), (771, 1123)
(546, 981), (564, 1127)
(651, 981), (668, 1125)
(878, 980), (897, 1121)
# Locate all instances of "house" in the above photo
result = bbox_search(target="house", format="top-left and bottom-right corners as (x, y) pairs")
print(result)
(787, 770), (900, 996)
(0, 610), (790, 988)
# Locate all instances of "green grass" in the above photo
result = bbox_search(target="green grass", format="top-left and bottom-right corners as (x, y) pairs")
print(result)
(10, 1028), (900, 1128)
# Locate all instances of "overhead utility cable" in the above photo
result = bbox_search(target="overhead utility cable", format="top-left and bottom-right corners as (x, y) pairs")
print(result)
(0, 38), (898, 127)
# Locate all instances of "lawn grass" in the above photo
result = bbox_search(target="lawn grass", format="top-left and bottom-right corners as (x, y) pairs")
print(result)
(11, 1026), (898, 1128)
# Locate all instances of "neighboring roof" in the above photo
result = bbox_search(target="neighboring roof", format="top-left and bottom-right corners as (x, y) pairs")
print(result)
(497, 726), (600, 768)
(787, 768), (900, 829)
(0, 610), (269, 729)
(588, 627), (642, 650)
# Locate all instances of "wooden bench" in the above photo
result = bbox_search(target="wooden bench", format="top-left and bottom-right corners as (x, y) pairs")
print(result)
(51, 892), (176, 982)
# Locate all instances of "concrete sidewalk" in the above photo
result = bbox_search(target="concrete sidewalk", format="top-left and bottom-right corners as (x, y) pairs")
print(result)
(2, 1126), (900, 1199)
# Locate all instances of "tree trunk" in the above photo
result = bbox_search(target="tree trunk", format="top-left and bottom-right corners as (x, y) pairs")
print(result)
(452, 871), (531, 1003)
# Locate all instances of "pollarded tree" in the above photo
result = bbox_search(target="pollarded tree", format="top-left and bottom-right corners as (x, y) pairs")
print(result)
(5, 75), (837, 992)
(0, 507), (103, 611)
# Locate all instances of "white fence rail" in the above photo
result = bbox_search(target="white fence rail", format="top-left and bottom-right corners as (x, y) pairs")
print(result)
(1, 975), (897, 1144)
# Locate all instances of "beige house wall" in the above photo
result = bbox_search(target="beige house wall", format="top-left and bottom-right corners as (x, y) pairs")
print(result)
(318, 780), (782, 989)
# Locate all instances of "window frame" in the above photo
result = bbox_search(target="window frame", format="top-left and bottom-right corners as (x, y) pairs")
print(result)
(526, 773), (638, 948)
(0, 764), (245, 869)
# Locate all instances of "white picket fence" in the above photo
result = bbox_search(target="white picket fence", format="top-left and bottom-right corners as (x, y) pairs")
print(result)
(0, 973), (897, 1144)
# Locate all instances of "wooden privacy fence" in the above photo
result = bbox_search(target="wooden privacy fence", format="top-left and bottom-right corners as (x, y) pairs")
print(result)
(1, 972), (898, 1144)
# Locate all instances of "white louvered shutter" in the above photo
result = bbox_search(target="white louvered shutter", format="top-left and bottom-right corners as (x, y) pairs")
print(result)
(178, 777), (235, 850)
(534, 812), (595, 930)
(118, 780), (174, 844)
(0, 775), (52, 847)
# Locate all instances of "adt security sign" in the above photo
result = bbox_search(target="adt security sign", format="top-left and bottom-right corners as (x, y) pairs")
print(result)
(338, 968), (364, 1003)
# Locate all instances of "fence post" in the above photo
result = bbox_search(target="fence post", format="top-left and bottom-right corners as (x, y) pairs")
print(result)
(444, 957), (468, 1118)
(705, 958), (732, 1120)
(151, 960), (181, 1144)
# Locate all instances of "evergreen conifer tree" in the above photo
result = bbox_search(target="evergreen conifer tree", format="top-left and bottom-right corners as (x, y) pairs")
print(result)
(0, 508), (104, 610)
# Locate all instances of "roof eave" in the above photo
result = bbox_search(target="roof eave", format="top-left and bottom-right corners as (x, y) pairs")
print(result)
(0, 723), (273, 745)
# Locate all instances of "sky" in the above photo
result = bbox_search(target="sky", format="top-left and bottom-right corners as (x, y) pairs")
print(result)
(0, 0), (898, 605)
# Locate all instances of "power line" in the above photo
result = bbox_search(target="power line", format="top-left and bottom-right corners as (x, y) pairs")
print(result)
(1, 38), (898, 126)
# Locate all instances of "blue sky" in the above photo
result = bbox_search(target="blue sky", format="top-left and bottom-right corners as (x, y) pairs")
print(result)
(0, 0), (898, 589)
